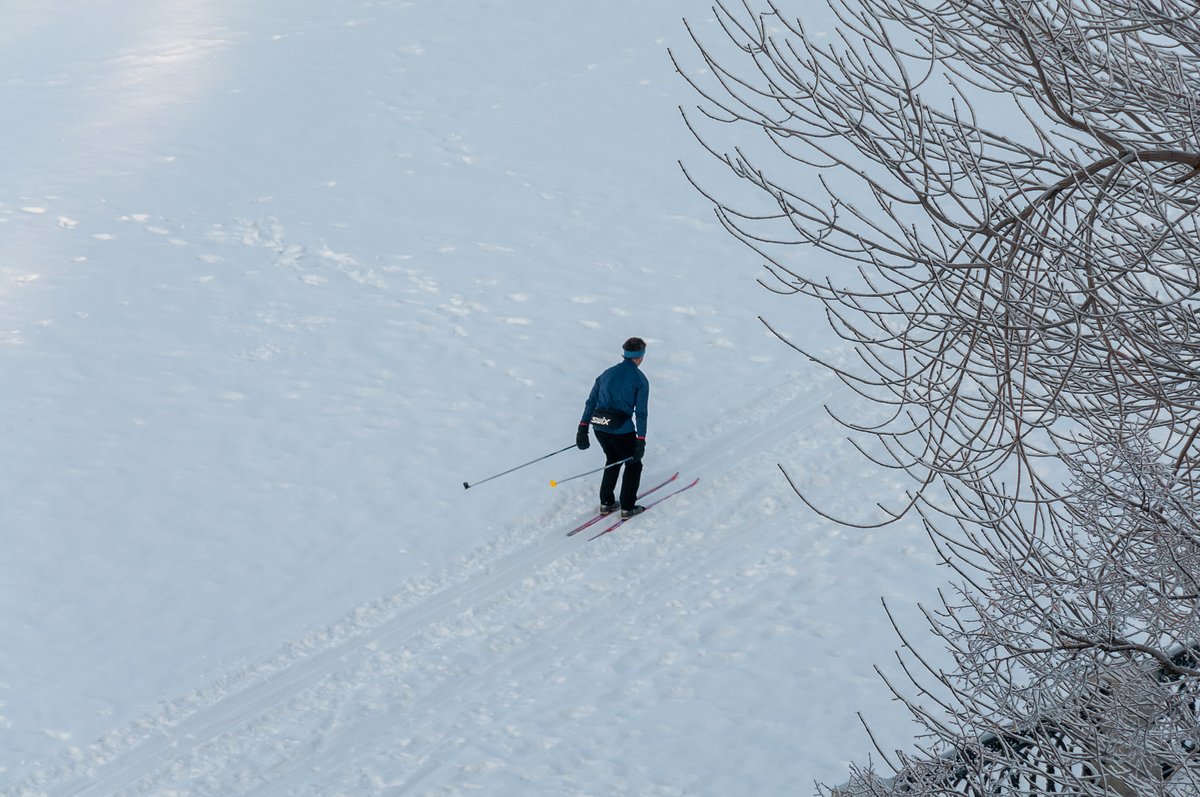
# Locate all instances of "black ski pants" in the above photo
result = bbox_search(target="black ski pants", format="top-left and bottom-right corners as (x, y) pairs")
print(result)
(595, 430), (643, 510)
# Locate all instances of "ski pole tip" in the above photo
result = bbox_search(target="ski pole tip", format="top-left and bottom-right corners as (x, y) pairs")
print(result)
(549, 480), (558, 488)
(463, 481), (470, 490)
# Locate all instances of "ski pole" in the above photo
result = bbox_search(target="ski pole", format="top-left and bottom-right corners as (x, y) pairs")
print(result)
(549, 457), (633, 488)
(463, 444), (575, 490)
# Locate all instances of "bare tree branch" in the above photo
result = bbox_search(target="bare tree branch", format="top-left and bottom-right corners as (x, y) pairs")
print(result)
(680, 0), (1200, 792)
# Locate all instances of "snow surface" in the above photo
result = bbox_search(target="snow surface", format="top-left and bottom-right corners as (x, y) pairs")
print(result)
(2, 1), (945, 794)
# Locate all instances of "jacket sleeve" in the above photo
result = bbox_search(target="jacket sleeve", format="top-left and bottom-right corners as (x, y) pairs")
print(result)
(580, 377), (600, 425)
(633, 375), (649, 438)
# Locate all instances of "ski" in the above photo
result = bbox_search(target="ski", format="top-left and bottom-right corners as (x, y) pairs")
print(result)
(566, 472), (680, 536)
(589, 477), (701, 541)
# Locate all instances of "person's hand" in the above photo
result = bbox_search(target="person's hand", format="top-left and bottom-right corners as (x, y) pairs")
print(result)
(576, 424), (590, 450)
(635, 437), (646, 461)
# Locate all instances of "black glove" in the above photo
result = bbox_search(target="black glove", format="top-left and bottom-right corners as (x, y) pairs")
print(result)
(576, 424), (590, 450)
(635, 437), (645, 461)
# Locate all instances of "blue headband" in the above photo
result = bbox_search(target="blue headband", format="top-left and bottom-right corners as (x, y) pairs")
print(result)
(623, 349), (645, 359)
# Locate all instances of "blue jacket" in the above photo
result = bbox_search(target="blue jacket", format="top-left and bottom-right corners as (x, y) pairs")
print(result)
(581, 359), (649, 437)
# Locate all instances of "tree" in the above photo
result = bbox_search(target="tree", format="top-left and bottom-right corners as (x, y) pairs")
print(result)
(676, 0), (1200, 792)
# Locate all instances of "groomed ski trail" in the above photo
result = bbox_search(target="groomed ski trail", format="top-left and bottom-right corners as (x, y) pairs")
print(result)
(9, 375), (838, 797)
(30, 522), (600, 797)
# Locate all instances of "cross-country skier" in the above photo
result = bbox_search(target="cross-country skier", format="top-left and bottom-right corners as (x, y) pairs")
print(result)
(576, 337), (649, 519)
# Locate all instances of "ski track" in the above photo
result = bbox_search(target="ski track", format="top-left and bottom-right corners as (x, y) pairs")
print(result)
(9, 377), (832, 797)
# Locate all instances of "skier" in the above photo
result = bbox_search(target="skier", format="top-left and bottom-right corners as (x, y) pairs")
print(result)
(576, 337), (649, 518)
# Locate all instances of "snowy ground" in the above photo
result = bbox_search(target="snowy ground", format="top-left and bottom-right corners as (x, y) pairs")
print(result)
(1, 2), (945, 794)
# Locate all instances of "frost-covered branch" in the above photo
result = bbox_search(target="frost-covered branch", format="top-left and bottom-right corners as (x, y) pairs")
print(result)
(680, 0), (1200, 792)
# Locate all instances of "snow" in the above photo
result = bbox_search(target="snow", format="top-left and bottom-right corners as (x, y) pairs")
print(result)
(1, 1), (944, 794)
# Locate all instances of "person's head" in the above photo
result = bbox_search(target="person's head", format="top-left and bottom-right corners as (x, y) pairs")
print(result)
(622, 336), (647, 365)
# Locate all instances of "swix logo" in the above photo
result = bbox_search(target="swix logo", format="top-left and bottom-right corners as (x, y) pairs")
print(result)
(591, 414), (613, 426)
